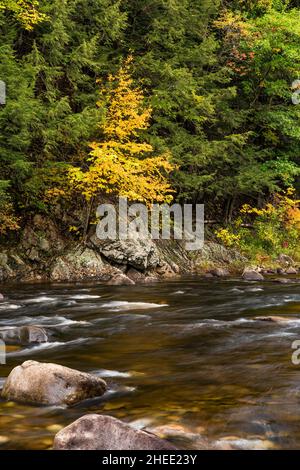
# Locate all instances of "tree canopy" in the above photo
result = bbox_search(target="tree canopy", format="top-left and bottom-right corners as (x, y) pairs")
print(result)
(0, 0), (299, 233)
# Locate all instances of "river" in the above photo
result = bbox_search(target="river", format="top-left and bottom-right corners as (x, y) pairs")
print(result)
(0, 276), (300, 450)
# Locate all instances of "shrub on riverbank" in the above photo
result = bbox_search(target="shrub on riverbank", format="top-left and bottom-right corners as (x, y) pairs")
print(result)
(215, 188), (300, 264)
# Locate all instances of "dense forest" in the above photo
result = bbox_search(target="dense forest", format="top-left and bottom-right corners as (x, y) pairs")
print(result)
(1, 0), (300, 260)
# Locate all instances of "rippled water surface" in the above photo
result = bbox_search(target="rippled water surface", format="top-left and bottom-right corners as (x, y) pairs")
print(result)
(1, 276), (300, 450)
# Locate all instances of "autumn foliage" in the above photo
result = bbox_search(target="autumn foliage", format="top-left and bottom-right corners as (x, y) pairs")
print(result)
(68, 57), (174, 205)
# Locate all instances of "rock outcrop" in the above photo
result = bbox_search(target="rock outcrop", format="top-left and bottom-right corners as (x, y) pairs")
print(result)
(50, 247), (104, 281)
(89, 233), (160, 271)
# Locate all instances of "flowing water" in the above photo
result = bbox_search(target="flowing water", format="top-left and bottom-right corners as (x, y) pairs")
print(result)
(1, 276), (300, 450)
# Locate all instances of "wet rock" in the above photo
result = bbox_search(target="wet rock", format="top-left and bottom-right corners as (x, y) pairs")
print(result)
(147, 423), (209, 449)
(214, 437), (275, 450)
(53, 414), (177, 450)
(155, 262), (178, 278)
(1, 360), (107, 406)
(107, 273), (135, 286)
(0, 326), (48, 346)
(126, 268), (157, 284)
(0, 293), (4, 301)
(266, 269), (276, 274)
(285, 266), (298, 275)
(274, 278), (290, 284)
(210, 268), (230, 278)
(254, 315), (298, 324)
(242, 269), (264, 281)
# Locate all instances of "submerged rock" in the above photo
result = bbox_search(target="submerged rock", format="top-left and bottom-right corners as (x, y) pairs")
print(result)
(0, 326), (48, 345)
(1, 360), (107, 406)
(210, 268), (230, 278)
(53, 414), (177, 450)
(242, 269), (264, 281)
(274, 278), (290, 284)
(107, 273), (135, 286)
(254, 315), (298, 324)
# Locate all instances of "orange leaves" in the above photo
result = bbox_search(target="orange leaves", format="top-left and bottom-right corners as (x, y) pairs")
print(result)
(69, 56), (174, 204)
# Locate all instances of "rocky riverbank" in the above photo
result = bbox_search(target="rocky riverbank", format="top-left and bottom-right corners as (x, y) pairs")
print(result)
(0, 214), (299, 286)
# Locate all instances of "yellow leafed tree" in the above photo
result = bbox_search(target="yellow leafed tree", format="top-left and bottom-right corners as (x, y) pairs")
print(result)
(0, 0), (47, 30)
(68, 56), (174, 206)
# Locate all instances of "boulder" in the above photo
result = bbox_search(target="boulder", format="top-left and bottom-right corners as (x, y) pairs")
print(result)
(53, 414), (177, 450)
(1, 361), (107, 406)
(285, 266), (298, 275)
(89, 231), (160, 271)
(210, 268), (230, 278)
(242, 269), (264, 281)
(107, 273), (135, 286)
(0, 326), (48, 345)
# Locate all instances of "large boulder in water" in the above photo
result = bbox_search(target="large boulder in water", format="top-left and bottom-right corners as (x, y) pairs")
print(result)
(242, 268), (264, 281)
(53, 414), (177, 450)
(1, 361), (107, 406)
(210, 267), (230, 278)
(0, 326), (48, 346)
(107, 273), (135, 286)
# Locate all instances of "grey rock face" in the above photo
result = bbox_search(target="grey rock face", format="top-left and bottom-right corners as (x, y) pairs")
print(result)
(50, 248), (104, 281)
(90, 233), (160, 271)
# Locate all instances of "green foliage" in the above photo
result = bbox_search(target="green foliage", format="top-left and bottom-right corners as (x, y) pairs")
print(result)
(0, 0), (300, 233)
(216, 189), (300, 261)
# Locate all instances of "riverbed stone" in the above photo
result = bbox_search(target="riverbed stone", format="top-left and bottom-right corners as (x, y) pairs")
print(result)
(0, 326), (48, 345)
(210, 267), (230, 277)
(1, 361), (107, 406)
(274, 278), (290, 284)
(285, 266), (298, 275)
(53, 414), (177, 450)
(242, 269), (264, 281)
(254, 316), (297, 323)
(107, 273), (135, 286)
